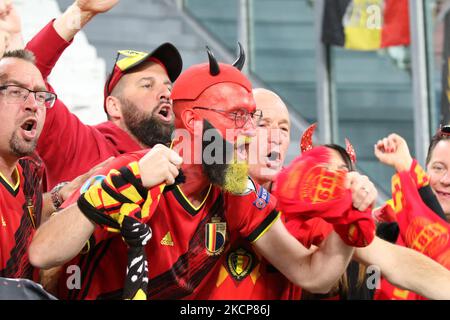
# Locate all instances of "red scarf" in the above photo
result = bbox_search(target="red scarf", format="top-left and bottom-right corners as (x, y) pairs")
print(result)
(375, 160), (450, 300)
(274, 147), (375, 248)
(390, 160), (450, 268)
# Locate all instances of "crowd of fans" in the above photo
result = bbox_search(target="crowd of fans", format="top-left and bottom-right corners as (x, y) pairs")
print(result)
(0, 0), (449, 301)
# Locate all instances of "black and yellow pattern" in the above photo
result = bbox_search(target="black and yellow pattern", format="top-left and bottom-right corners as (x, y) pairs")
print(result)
(77, 161), (164, 300)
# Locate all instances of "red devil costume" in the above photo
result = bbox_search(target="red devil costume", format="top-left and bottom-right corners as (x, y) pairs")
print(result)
(58, 45), (280, 300)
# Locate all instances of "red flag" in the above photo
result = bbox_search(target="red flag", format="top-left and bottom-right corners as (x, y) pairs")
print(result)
(322, 0), (410, 51)
(380, 0), (410, 48)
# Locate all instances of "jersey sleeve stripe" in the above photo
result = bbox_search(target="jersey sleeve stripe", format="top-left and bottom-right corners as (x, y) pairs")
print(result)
(246, 210), (280, 243)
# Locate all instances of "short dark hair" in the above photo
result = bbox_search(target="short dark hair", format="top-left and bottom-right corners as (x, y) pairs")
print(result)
(2, 49), (36, 64)
(426, 129), (450, 165)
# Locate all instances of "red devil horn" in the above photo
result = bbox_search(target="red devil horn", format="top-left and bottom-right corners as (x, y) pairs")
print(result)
(345, 138), (357, 164)
(300, 123), (317, 153)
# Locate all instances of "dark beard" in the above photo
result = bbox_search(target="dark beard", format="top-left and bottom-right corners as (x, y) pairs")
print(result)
(121, 98), (174, 147)
(201, 120), (248, 193)
(201, 120), (233, 188)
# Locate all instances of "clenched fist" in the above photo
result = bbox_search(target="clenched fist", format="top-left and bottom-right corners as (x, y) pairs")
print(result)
(374, 133), (413, 172)
(138, 144), (183, 188)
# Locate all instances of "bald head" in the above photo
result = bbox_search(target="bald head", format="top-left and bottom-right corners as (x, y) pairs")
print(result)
(253, 88), (290, 129)
(249, 88), (291, 187)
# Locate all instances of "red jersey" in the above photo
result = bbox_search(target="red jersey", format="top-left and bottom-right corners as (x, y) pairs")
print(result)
(0, 156), (43, 279)
(192, 213), (301, 300)
(192, 242), (301, 300)
(56, 150), (280, 299)
(25, 21), (142, 190)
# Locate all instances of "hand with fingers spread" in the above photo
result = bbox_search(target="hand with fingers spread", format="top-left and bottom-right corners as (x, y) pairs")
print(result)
(374, 133), (413, 172)
(345, 171), (377, 211)
(138, 144), (183, 188)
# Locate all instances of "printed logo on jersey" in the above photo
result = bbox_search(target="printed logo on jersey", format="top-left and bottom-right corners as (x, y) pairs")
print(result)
(205, 216), (227, 256)
(161, 231), (174, 246)
(1, 215), (6, 227)
(253, 186), (270, 210)
(226, 247), (255, 281)
(80, 175), (106, 194)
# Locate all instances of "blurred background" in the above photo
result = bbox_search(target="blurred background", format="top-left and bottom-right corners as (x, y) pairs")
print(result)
(15, 0), (450, 198)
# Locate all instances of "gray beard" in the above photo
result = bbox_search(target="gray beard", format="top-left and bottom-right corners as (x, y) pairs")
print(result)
(10, 131), (36, 158)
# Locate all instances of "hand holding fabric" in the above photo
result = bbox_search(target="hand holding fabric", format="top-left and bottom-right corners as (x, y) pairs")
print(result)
(274, 146), (375, 247)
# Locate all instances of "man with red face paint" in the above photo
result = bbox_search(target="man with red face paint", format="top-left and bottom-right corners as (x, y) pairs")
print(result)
(29, 47), (363, 300)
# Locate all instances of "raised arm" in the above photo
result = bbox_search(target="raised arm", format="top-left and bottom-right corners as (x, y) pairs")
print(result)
(26, 0), (118, 79)
(355, 236), (450, 300)
(374, 133), (413, 172)
(375, 132), (447, 220)
(54, 0), (119, 42)
(0, 1), (23, 53)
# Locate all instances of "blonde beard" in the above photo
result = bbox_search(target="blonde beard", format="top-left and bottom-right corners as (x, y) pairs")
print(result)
(223, 161), (249, 194)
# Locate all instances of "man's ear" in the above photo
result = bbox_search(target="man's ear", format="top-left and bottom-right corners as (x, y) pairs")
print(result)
(105, 96), (123, 120)
(181, 109), (202, 135)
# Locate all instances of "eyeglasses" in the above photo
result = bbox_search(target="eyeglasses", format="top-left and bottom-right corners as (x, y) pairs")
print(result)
(0, 85), (57, 108)
(438, 124), (450, 137)
(193, 107), (263, 128)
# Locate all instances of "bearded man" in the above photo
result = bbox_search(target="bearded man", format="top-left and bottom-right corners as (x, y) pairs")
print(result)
(29, 47), (365, 300)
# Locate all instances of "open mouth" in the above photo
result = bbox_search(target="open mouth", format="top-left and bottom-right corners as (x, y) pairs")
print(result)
(22, 119), (36, 131)
(265, 150), (281, 169)
(267, 151), (280, 162)
(156, 103), (173, 122)
(19, 118), (37, 140)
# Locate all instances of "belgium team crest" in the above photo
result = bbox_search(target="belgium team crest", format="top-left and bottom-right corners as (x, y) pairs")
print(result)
(205, 217), (227, 256)
(226, 247), (255, 281)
